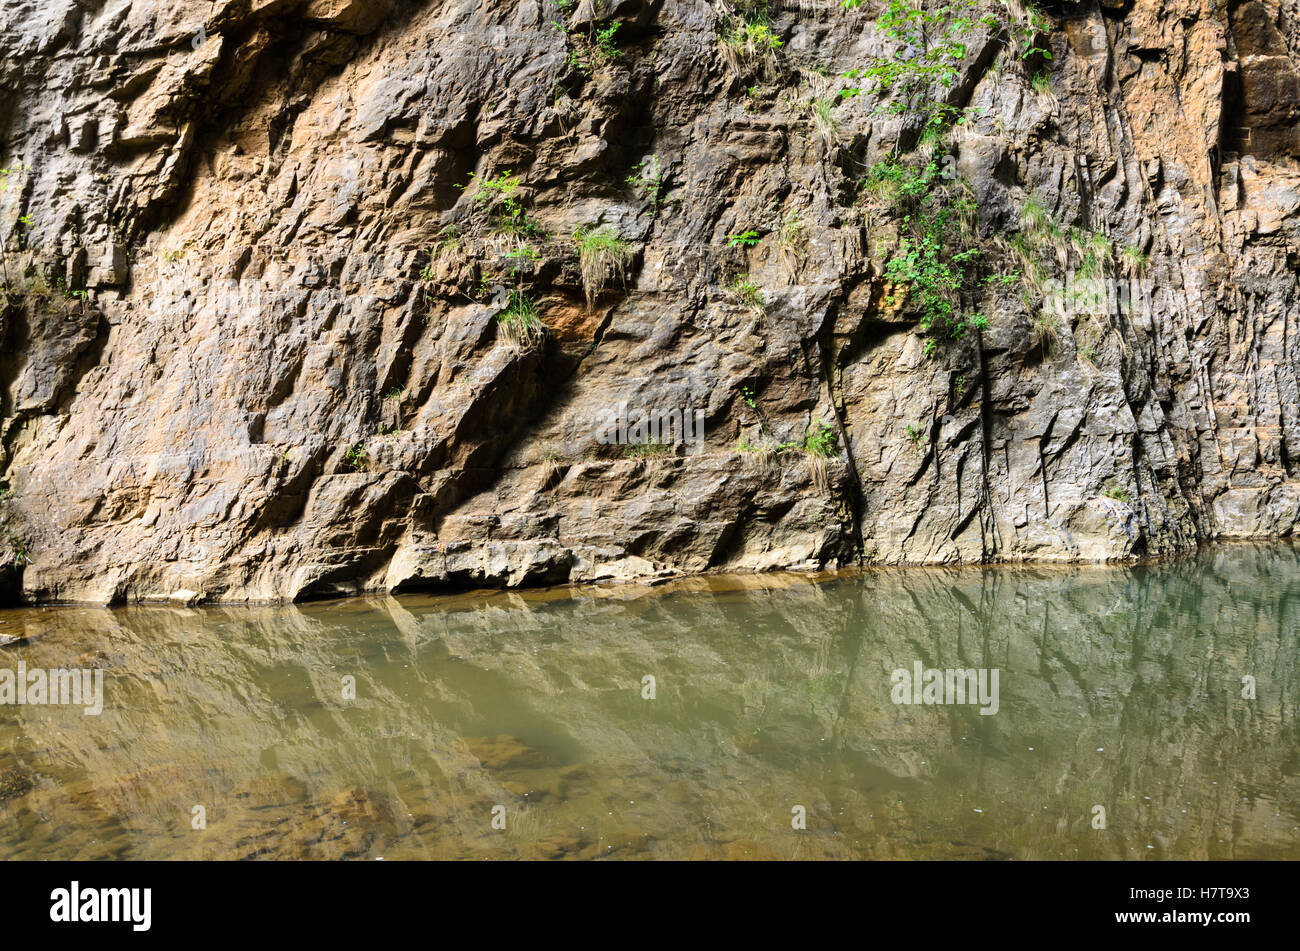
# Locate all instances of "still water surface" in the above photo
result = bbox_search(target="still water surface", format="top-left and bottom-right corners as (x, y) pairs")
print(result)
(2, 544), (1299, 859)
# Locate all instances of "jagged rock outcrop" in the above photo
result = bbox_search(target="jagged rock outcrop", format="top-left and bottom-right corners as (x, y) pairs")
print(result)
(1, 0), (1299, 604)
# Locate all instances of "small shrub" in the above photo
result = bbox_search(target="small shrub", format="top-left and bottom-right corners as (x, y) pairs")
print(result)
(593, 22), (621, 62)
(726, 230), (761, 248)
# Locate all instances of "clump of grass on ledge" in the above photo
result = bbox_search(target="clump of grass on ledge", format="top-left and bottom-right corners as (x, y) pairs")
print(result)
(770, 421), (837, 491)
(574, 225), (632, 309)
(1120, 243), (1149, 277)
(1101, 480), (1131, 504)
(497, 290), (546, 346)
(728, 274), (765, 315)
(624, 439), (673, 459)
(719, 1), (783, 79)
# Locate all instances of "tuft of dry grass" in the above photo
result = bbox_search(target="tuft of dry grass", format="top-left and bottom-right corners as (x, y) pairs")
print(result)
(574, 226), (633, 310)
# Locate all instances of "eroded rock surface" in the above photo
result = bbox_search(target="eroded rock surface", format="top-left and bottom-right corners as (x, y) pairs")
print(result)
(2, 0), (1300, 604)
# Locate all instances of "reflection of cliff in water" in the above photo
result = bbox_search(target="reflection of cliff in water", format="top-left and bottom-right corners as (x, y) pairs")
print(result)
(1, 543), (1298, 859)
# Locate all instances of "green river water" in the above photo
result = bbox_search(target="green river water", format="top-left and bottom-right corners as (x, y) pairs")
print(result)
(1, 543), (1298, 860)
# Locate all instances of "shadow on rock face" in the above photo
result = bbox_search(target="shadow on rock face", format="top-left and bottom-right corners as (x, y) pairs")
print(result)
(0, 563), (21, 611)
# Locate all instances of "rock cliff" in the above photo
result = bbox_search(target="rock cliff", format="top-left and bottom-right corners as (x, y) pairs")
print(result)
(2, 0), (1299, 604)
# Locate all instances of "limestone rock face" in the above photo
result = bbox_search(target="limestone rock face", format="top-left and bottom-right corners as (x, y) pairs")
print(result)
(2, 0), (1300, 604)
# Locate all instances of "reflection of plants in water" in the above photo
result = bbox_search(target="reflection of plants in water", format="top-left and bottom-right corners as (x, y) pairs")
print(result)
(739, 671), (843, 721)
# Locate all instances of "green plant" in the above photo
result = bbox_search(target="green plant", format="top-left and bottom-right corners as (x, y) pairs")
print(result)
(1101, 481), (1131, 504)
(541, 448), (563, 485)
(1020, 196), (1063, 245)
(384, 387), (405, 402)
(883, 223), (986, 340)
(626, 155), (665, 217)
(593, 21), (621, 62)
(780, 208), (807, 258)
(574, 225), (633, 308)
(905, 423), (926, 456)
(14, 214), (32, 250)
(860, 152), (992, 342)
(802, 422), (835, 458)
(809, 97), (839, 148)
(1120, 243), (1149, 277)
(726, 230), (761, 248)
(504, 244), (541, 280)
(728, 274), (765, 314)
(1030, 70), (1052, 96)
(841, 0), (991, 134)
(1012, 2), (1053, 61)
(22, 268), (51, 297)
(566, 48), (592, 74)
(345, 442), (368, 470)
(460, 171), (544, 242)
(1075, 230), (1113, 279)
(421, 226), (463, 280)
(770, 421), (837, 490)
(1014, 196), (1070, 274)
(9, 537), (29, 569)
(549, 0), (575, 30)
(840, 1), (1059, 352)
(624, 439), (672, 458)
(497, 289), (546, 345)
(955, 374), (967, 400)
(720, 10), (784, 79)
(1033, 312), (1060, 354)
